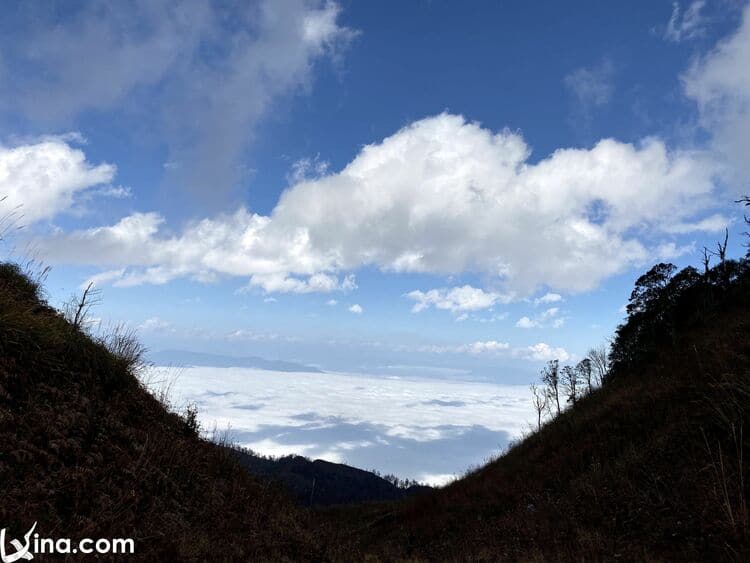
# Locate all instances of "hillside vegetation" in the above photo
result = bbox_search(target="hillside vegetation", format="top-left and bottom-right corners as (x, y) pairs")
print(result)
(318, 253), (750, 560)
(0, 263), (316, 560)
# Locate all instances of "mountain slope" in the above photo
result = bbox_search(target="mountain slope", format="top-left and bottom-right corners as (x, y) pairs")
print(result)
(0, 263), (315, 561)
(320, 264), (750, 561)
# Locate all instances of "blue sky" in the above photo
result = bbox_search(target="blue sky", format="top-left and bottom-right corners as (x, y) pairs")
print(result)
(1, 0), (749, 384)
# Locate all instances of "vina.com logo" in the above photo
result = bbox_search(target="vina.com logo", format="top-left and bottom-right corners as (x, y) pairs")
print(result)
(0, 523), (134, 561)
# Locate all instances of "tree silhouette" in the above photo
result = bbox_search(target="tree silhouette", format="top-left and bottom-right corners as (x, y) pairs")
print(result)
(561, 365), (579, 405)
(530, 383), (549, 431)
(701, 246), (712, 275)
(626, 263), (676, 317)
(541, 359), (561, 416)
(587, 345), (608, 386)
(737, 195), (749, 252)
(576, 358), (593, 394)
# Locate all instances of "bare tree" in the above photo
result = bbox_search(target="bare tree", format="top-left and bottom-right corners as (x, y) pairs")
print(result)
(711, 228), (730, 286)
(561, 365), (579, 406)
(530, 383), (549, 431)
(64, 282), (101, 330)
(701, 246), (712, 275)
(737, 195), (750, 249)
(576, 358), (593, 394)
(714, 228), (729, 264)
(541, 359), (561, 416)
(587, 344), (609, 386)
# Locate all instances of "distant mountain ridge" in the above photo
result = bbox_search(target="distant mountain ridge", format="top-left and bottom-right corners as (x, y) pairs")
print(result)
(230, 449), (431, 507)
(149, 349), (323, 373)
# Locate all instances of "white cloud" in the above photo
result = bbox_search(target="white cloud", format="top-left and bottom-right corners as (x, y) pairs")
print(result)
(227, 329), (283, 342)
(461, 340), (510, 354)
(515, 307), (564, 329)
(663, 213), (730, 233)
(407, 339), (568, 362)
(655, 241), (695, 260)
(564, 59), (615, 113)
(419, 474), (456, 487)
(664, 1), (707, 43)
(1, 0), (356, 198)
(288, 155), (330, 184)
(512, 342), (571, 362)
(150, 366), (535, 483)
(326, 299), (338, 306)
(407, 285), (511, 314)
(0, 136), (115, 223)
(36, 113), (722, 295)
(246, 272), (357, 294)
(683, 4), (750, 184)
(534, 292), (563, 305)
(138, 317), (172, 333)
(348, 303), (363, 314)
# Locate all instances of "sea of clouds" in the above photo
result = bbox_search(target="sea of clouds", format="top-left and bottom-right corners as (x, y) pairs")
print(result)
(147, 366), (535, 486)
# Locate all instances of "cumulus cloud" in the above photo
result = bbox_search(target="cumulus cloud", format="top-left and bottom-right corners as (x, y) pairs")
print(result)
(348, 303), (363, 314)
(407, 285), (511, 314)
(683, 3), (750, 183)
(245, 272), (356, 294)
(664, 1), (707, 43)
(0, 136), (116, 223)
(35, 113), (722, 296)
(515, 307), (564, 329)
(512, 342), (571, 362)
(0, 0), (356, 200)
(534, 292), (563, 305)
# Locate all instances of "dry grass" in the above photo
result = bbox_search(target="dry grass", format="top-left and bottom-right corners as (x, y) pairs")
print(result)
(0, 261), (315, 561)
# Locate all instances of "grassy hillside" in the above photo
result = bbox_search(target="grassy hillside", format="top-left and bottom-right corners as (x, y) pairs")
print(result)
(317, 260), (750, 560)
(0, 263), (316, 561)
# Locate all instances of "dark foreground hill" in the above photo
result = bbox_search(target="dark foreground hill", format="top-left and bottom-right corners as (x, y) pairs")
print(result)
(0, 263), (315, 561)
(318, 259), (750, 561)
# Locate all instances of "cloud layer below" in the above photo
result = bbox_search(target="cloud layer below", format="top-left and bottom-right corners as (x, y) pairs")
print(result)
(148, 365), (535, 485)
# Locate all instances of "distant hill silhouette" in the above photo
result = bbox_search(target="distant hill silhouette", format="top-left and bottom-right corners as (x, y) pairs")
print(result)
(230, 448), (430, 507)
(150, 349), (323, 373)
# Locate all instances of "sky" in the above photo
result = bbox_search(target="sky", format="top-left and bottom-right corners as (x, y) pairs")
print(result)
(1, 0), (750, 384)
